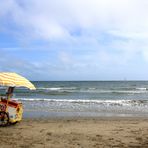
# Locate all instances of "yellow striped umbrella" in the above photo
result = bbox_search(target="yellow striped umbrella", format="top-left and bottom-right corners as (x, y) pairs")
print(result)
(0, 72), (36, 90)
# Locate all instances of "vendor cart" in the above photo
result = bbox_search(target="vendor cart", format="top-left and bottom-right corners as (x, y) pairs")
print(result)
(0, 72), (36, 126)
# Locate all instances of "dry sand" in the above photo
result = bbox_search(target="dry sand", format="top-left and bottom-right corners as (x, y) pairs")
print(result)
(1, 117), (148, 148)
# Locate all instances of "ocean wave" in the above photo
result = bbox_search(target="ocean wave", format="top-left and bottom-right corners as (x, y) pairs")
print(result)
(35, 87), (148, 94)
(78, 90), (148, 94)
(1, 86), (147, 94)
(110, 90), (148, 94)
(136, 87), (147, 90)
(38, 87), (62, 91)
(37, 87), (77, 91)
(14, 98), (148, 106)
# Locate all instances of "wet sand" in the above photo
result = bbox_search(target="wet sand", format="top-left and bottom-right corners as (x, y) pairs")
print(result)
(1, 117), (148, 148)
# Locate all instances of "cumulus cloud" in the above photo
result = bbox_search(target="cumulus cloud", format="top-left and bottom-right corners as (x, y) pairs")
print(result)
(1, 0), (148, 40)
(1, 0), (148, 80)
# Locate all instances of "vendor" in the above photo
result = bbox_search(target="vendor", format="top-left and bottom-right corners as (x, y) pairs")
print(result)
(6, 87), (14, 99)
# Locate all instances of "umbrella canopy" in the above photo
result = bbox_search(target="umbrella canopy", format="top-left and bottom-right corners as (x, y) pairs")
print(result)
(0, 72), (36, 90)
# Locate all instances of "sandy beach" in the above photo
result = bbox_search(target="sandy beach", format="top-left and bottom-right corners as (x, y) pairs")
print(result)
(0, 117), (148, 148)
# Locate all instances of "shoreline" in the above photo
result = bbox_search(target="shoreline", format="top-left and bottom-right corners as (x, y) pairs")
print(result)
(23, 110), (148, 119)
(23, 115), (148, 120)
(1, 117), (148, 147)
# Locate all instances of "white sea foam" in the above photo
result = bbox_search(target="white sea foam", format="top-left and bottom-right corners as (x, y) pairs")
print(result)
(14, 98), (148, 107)
(37, 87), (77, 91)
(38, 87), (62, 90)
(36, 87), (148, 94)
(136, 87), (147, 90)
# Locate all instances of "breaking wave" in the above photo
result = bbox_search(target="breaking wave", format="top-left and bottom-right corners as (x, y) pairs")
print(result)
(14, 98), (148, 107)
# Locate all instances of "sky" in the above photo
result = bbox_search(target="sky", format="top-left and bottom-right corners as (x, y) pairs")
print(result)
(0, 0), (148, 80)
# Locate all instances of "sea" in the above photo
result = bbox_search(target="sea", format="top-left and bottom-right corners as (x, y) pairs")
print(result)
(1, 81), (148, 118)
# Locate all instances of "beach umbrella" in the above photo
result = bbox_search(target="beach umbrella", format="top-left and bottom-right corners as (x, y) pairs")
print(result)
(0, 72), (36, 90)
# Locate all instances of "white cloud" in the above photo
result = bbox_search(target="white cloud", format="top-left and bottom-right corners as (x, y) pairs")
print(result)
(1, 0), (148, 79)
(1, 0), (148, 40)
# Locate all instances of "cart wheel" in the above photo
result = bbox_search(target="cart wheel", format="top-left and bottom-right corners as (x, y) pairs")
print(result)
(10, 121), (18, 125)
(0, 111), (9, 126)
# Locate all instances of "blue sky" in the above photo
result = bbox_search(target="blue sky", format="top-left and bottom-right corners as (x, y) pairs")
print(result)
(0, 0), (148, 80)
